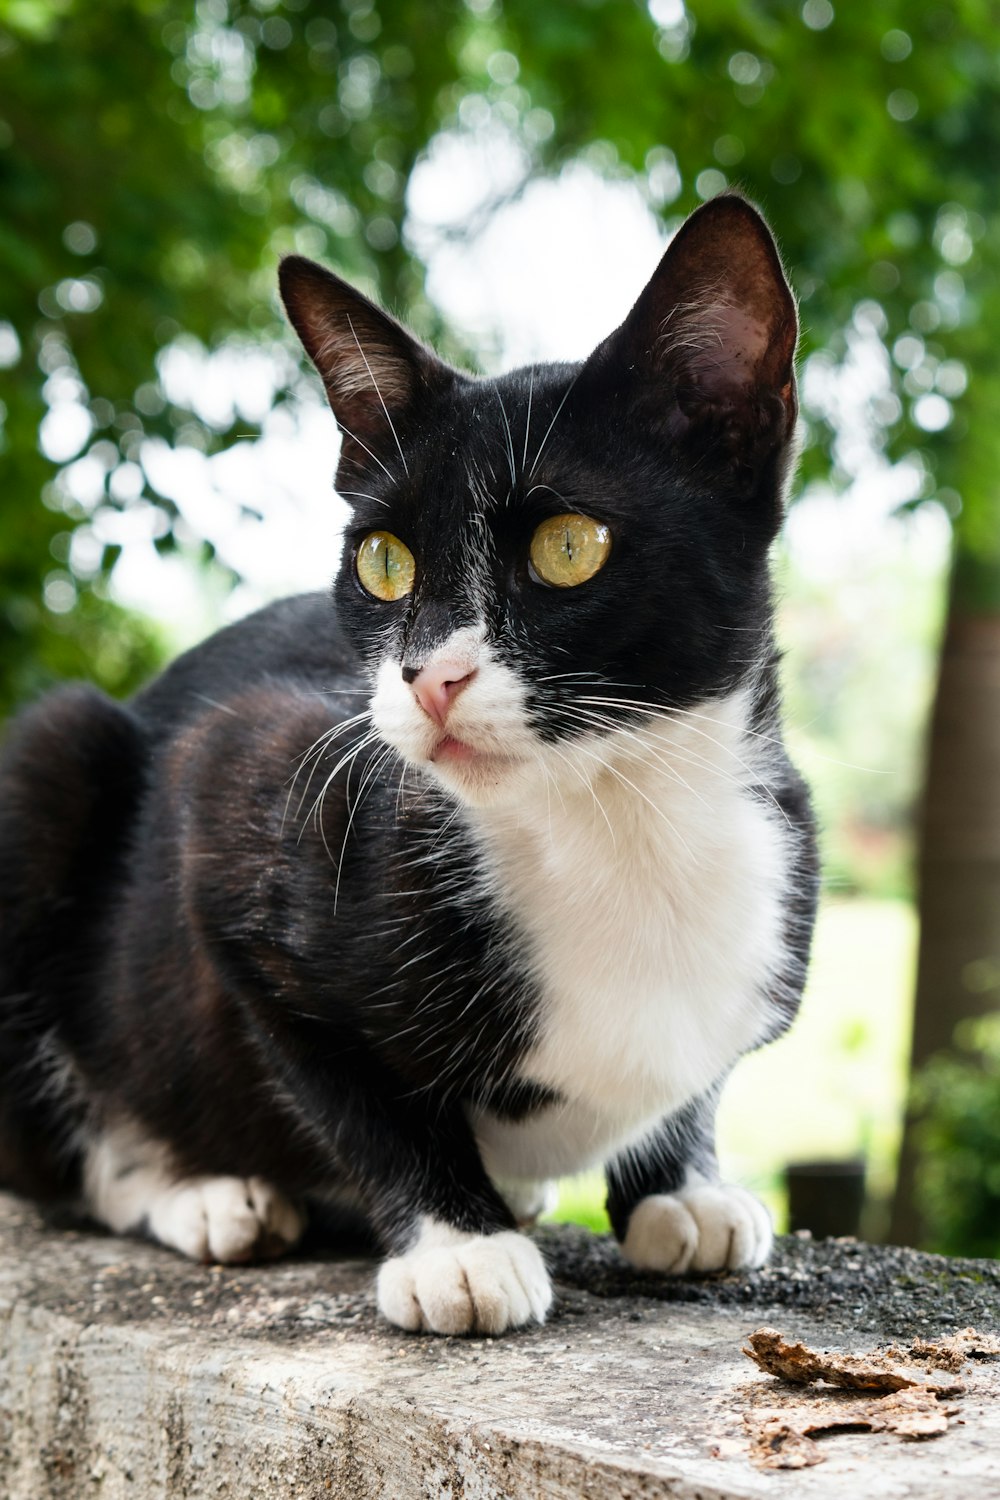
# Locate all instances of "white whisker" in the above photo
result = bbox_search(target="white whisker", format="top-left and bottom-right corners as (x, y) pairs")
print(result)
(346, 314), (409, 477)
(529, 370), (580, 477)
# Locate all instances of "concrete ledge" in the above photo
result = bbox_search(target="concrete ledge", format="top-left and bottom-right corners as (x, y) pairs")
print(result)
(1, 1192), (999, 1497)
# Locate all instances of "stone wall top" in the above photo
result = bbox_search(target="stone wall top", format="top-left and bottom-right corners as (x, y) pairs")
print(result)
(1, 1192), (998, 1498)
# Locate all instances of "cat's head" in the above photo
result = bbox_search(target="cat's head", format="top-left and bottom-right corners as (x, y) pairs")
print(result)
(279, 194), (798, 810)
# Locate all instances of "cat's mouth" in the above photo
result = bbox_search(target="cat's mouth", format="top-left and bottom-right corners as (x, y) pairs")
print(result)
(430, 734), (521, 773)
(432, 735), (478, 763)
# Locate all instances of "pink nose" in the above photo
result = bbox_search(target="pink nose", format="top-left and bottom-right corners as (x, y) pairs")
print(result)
(409, 660), (476, 727)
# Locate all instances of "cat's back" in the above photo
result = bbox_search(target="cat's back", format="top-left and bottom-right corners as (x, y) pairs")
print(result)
(132, 590), (360, 737)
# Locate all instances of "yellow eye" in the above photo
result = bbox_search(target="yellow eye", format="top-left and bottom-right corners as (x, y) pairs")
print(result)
(529, 513), (612, 588)
(356, 531), (416, 601)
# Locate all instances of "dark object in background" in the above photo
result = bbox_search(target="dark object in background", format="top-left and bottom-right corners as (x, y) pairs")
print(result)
(786, 1160), (866, 1240)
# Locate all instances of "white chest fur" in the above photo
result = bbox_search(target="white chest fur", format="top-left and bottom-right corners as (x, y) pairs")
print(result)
(468, 697), (789, 1183)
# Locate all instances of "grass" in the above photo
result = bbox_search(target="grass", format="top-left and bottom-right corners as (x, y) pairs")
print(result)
(545, 896), (917, 1237)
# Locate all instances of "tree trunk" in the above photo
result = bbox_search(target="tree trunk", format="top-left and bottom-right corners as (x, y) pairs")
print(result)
(890, 588), (1000, 1247)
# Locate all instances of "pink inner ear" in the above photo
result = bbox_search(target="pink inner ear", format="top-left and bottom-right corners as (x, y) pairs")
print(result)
(615, 195), (798, 414)
(296, 310), (416, 412)
(660, 299), (776, 395)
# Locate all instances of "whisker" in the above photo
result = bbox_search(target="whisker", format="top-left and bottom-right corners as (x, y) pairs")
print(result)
(529, 370), (581, 477)
(542, 735), (616, 846)
(493, 386), (517, 487)
(334, 417), (396, 483)
(282, 712), (373, 832)
(550, 704), (713, 811)
(334, 745), (399, 913)
(346, 314), (409, 477)
(300, 728), (382, 849)
(337, 488), (390, 509)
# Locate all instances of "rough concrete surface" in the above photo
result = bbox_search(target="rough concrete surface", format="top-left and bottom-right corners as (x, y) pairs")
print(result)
(1, 1192), (999, 1498)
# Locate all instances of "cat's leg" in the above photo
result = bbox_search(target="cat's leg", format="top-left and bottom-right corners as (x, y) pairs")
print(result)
(220, 1025), (552, 1335)
(605, 1092), (772, 1274)
(306, 1071), (551, 1335)
(82, 1118), (307, 1264)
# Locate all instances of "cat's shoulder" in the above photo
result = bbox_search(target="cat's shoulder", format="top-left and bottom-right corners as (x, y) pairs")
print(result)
(132, 591), (360, 733)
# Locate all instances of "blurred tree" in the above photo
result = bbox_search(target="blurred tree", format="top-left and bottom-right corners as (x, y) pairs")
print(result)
(911, 1014), (1000, 1257)
(1, 0), (997, 1240)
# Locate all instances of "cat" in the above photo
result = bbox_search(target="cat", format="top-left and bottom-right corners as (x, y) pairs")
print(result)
(0, 192), (818, 1336)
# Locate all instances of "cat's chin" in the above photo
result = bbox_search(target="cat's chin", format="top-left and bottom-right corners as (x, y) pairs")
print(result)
(425, 735), (529, 806)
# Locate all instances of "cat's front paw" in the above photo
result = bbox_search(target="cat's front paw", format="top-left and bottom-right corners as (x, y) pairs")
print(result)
(147, 1176), (307, 1264)
(621, 1182), (772, 1275)
(377, 1225), (552, 1335)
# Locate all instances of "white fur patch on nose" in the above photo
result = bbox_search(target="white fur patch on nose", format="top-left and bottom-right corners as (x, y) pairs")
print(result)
(410, 657), (477, 727)
(370, 625), (535, 783)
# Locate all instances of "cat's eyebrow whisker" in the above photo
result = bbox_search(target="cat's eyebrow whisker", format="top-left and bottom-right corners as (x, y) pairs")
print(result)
(334, 416), (396, 483)
(522, 367), (534, 472)
(529, 368), (581, 478)
(337, 489), (390, 509)
(493, 386), (517, 488)
(346, 314), (409, 477)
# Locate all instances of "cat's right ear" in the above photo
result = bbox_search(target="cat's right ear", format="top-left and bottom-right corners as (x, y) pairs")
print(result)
(279, 257), (448, 473)
(587, 194), (798, 472)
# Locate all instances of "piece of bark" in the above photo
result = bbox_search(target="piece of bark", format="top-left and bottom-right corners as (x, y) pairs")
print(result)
(906, 1327), (1000, 1369)
(746, 1390), (958, 1469)
(748, 1416), (824, 1470)
(743, 1327), (965, 1396)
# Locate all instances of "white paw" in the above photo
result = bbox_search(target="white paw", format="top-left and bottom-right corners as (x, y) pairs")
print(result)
(377, 1224), (552, 1335)
(147, 1176), (307, 1264)
(622, 1182), (772, 1274)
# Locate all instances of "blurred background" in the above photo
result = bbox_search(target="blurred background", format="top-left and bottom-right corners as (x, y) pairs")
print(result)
(2, 0), (999, 1253)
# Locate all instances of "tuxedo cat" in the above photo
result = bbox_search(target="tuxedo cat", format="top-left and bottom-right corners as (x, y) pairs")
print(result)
(0, 193), (817, 1336)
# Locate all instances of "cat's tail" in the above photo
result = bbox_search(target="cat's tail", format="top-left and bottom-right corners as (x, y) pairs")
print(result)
(0, 685), (148, 1199)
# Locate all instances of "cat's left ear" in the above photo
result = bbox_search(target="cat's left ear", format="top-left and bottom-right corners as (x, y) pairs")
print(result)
(279, 256), (450, 473)
(592, 193), (798, 461)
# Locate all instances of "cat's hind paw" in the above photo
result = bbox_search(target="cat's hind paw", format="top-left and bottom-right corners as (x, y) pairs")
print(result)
(621, 1182), (772, 1275)
(147, 1176), (307, 1264)
(377, 1225), (552, 1335)
(84, 1122), (307, 1264)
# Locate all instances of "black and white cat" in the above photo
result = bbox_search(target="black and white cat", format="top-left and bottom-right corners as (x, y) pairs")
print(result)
(0, 193), (817, 1336)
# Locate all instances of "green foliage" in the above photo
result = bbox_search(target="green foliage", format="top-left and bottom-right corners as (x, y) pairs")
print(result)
(2, 0), (999, 716)
(913, 1013), (1000, 1257)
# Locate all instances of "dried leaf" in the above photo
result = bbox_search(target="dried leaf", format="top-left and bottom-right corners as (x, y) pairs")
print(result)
(743, 1326), (965, 1396)
(745, 1390), (957, 1469)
